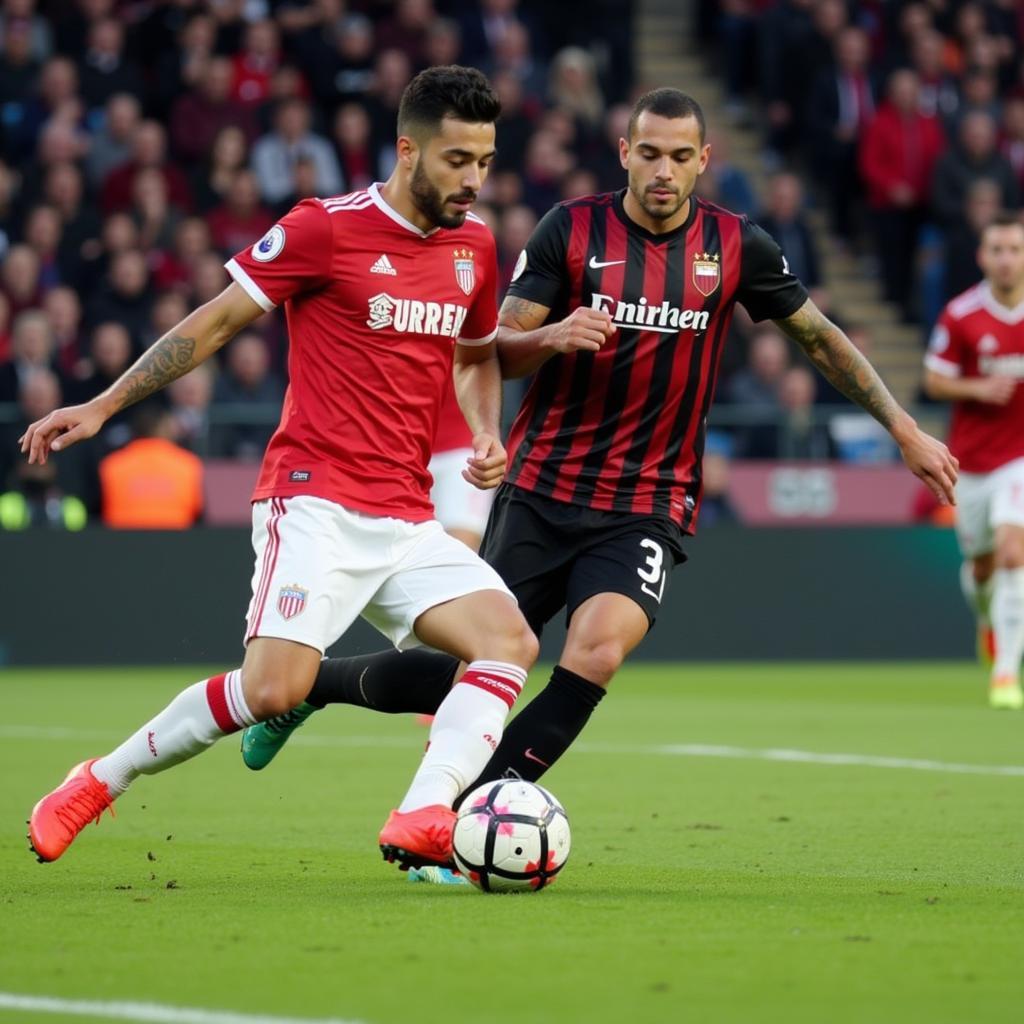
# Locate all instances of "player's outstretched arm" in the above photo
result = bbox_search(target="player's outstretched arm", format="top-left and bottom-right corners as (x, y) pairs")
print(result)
(454, 339), (506, 490)
(20, 283), (264, 465)
(496, 296), (614, 379)
(776, 298), (959, 506)
(923, 369), (1017, 406)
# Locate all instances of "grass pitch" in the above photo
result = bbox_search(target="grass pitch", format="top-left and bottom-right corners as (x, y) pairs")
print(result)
(1, 663), (1022, 1024)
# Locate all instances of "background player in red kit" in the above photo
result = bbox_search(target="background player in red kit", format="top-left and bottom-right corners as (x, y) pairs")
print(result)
(925, 214), (1024, 710)
(243, 90), (958, 827)
(22, 66), (539, 868)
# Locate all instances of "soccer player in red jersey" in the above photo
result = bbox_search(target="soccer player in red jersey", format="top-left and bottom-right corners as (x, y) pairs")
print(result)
(924, 214), (1024, 709)
(21, 66), (539, 867)
(243, 89), (958, 836)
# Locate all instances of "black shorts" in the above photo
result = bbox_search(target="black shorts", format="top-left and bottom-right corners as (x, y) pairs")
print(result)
(479, 483), (687, 637)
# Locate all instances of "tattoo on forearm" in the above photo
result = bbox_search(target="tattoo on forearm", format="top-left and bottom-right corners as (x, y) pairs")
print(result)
(117, 333), (197, 409)
(777, 303), (900, 429)
(498, 295), (548, 329)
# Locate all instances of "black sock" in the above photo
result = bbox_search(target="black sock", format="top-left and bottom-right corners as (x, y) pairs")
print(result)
(456, 665), (606, 804)
(308, 649), (459, 714)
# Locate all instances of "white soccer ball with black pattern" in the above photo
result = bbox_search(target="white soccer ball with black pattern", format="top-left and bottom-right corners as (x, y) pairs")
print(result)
(452, 779), (571, 892)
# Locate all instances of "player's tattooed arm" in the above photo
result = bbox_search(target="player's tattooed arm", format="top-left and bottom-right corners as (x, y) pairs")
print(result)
(20, 282), (263, 464)
(497, 295), (613, 379)
(775, 299), (903, 431)
(776, 297), (959, 506)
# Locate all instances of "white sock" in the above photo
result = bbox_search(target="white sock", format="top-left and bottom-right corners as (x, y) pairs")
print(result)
(91, 670), (255, 795)
(960, 562), (994, 622)
(991, 568), (1024, 679)
(398, 660), (527, 812)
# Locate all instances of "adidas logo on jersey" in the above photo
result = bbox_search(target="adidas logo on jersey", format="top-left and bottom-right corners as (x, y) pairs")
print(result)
(370, 254), (397, 276)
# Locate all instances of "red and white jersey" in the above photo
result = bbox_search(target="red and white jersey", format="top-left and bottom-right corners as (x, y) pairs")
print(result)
(925, 281), (1024, 473)
(226, 183), (498, 521)
(433, 376), (474, 454)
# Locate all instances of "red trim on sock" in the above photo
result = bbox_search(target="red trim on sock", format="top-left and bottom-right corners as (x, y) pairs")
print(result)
(205, 674), (238, 733)
(459, 669), (523, 710)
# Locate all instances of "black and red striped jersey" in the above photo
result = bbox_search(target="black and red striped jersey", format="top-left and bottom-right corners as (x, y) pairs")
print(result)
(503, 190), (807, 532)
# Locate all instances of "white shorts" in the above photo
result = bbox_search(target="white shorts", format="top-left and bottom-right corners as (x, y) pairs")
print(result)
(955, 456), (1024, 558)
(429, 448), (496, 537)
(244, 495), (514, 653)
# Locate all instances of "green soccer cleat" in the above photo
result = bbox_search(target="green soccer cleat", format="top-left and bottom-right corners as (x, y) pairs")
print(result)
(407, 865), (470, 886)
(989, 675), (1024, 711)
(240, 701), (319, 770)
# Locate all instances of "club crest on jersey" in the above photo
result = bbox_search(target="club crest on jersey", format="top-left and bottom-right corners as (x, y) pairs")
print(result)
(252, 225), (285, 262)
(453, 248), (475, 295)
(277, 584), (308, 620)
(692, 252), (720, 296)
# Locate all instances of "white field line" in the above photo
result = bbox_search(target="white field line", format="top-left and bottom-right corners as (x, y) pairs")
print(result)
(0, 993), (365, 1024)
(3, 726), (1023, 778)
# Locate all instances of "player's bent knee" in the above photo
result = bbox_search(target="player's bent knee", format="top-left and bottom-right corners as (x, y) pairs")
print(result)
(486, 617), (539, 669)
(242, 672), (309, 720)
(567, 640), (625, 686)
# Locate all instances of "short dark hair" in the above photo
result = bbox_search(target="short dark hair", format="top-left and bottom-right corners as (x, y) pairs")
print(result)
(981, 211), (1024, 236)
(397, 65), (501, 140)
(628, 88), (706, 143)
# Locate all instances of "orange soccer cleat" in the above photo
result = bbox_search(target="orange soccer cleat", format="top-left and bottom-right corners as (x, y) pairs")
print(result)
(29, 759), (115, 862)
(379, 805), (456, 870)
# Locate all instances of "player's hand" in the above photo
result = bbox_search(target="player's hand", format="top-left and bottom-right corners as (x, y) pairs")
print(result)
(463, 432), (506, 490)
(545, 307), (615, 355)
(18, 399), (109, 465)
(973, 375), (1016, 405)
(895, 425), (959, 507)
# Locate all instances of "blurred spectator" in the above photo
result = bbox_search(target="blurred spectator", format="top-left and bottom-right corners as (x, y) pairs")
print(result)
(169, 56), (259, 167)
(364, 48), (414, 163)
(0, 0), (52, 63)
(586, 101), (627, 192)
(1, 243), (42, 317)
(99, 405), (203, 529)
(1001, 95), (1024, 192)
(941, 178), (1002, 301)
(13, 56), (81, 162)
(167, 362), (213, 454)
(206, 169), (274, 256)
(377, 0), (434, 68)
(424, 18), (462, 71)
(86, 249), (153, 346)
(756, 172), (820, 287)
(231, 18), (282, 107)
(548, 47), (604, 133)
(44, 161), (98, 286)
(0, 15), (39, 111)
(85, 92), (140, 188)
(808, 25), (877, 242)
(190, 252), (230, 308)
(931, 111), (1019, 226)
(910, 28), (961, 125)
(758, 0), (817, 159)
(696, 132), (758, 217)
(331, 102), (382, 193)
(251, 97), (342, 205)
(0, 291), (10, 362)
(496, 203), (537, 288)
(131, 167), (182, 252)
(773, 365), (838, 461)
(77, 18), (143, 114)
(698, 445), (739, 525)
(42, 284), (83, 376)
(151, 11), (217, 119)
(0, 157), (17, 257)
(484, 19), (545, 103)
(192, 125), (249, 213)
(23, 202), (62, 289)
(152, 216), (213, 293)
(716, 0), (759, 122)
(0, 308), (56, 402)
(211, 330), (284, 459)
(101, 120), (193, 215)
(521, 131), (575, 217)
(724, 326), (790, 457)
(142, 290), (189, 350)
(459, 0), (532, 69)
(859, 69), (946, 316)
(560, 167), (598, 202)
(78, 210), (139, 295)
(0, 368), (96, 530)
(72, 320), (131, 401)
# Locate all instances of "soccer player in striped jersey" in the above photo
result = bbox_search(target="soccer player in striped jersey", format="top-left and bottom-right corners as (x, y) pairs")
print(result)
(22, 66), (539, 870)
(242, 88), (958, 862)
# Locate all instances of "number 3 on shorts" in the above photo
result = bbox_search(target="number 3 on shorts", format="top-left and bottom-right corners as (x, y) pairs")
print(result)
(637, 538), (666, 603)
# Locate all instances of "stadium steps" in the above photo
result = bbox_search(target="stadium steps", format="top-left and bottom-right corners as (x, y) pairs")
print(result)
(633, 0), (924, 408)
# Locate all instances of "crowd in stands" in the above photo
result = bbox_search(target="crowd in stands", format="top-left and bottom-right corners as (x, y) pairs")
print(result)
(4, 1), (1019, 528)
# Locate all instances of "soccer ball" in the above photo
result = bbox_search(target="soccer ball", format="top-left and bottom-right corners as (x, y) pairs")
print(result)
(452, 779), (571, 892)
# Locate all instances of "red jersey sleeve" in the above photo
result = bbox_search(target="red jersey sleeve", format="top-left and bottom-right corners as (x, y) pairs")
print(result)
(924, 308), (965, 378)
(456, 232), (498, 346)
(225, 198), (332, 311)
